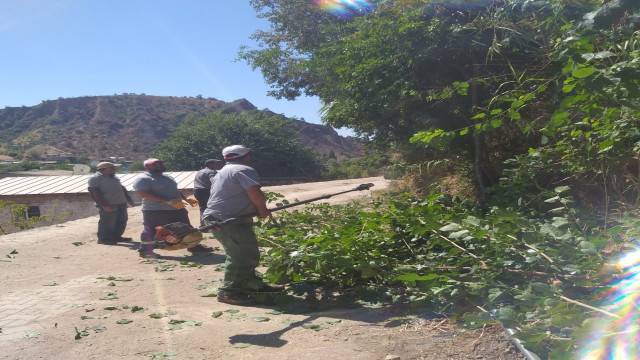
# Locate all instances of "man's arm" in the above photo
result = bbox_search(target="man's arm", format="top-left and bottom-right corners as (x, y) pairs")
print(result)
(122, 186), (135, 206)
(245, 185), (272, 218)
(136, 189), (170, 203)
(136, 189), (186, 208)
(88, 187), (112, 211)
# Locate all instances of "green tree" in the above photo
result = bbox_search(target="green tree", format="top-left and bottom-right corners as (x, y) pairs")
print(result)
(241, 0), (591, 199)
(0, 201), (42, 234)
(489, 0), (640, 210)
(152, 111), (321, 178)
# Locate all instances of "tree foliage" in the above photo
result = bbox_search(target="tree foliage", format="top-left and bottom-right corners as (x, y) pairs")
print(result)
(0, 200), (44, 234)
(152, 111), (321, 177)
(242, 0), (595, 197)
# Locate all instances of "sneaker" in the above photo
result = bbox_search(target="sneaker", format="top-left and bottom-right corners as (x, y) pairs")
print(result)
(138, 251), (160, 259)
(217, 292), (257, 306)
(254, 284), (285, 293)
(187, 244), (214, 253)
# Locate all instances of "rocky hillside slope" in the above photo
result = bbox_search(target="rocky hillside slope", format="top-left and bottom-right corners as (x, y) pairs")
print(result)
(0, 95), (362, 161)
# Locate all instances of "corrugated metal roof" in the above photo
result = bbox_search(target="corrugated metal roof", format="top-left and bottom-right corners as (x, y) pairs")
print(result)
(0, 172), (196, 195)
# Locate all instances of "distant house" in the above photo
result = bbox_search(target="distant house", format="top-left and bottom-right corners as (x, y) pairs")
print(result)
(44, 152), (77, 163)
(0, 172), (196, 235)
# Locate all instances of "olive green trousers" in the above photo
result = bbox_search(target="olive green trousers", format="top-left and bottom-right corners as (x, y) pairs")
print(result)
(204, 217), (265, 295)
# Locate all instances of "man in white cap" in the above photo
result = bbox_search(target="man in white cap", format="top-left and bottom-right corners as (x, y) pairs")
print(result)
(202, 145), (284, 305)
(133, 158), (204, 258)
(88, 162), (136, 245)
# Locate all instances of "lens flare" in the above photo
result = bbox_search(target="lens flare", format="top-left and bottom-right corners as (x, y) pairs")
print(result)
(314, 0), (374, 17)
(577, 248), (640, 359)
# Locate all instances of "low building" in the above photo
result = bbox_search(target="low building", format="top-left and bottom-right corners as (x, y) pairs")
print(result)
(0, 172), (196, 235)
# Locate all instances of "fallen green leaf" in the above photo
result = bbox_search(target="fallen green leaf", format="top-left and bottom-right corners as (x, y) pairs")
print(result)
(211, 311), (223, 318)
(99, 293), (119, 300)
(25, 332), (41, 338)
(232, 343), (252, 348)
(150, 352), (178, 359)
(180, 261), (203, 268)
(74, 327), (89, 340)
(301, 324), (326, 331)
(91, 326), (107, 333)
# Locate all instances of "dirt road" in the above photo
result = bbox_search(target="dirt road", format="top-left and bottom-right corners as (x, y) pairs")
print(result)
(0, 177), (524, 360)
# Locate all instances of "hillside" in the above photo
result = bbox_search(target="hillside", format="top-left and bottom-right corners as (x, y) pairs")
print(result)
(0, 95), (362, 161)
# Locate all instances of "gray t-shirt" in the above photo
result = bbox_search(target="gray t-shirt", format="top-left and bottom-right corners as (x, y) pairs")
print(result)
(202, 162), (261, 221)
(133, 172), (182, 211)
(88, 172), (127, 205)
(193, 168), (218, 190)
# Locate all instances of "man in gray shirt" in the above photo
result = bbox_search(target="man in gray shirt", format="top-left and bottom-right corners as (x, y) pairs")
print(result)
(88, 162), (135, 245)
(203, 145), (284, 305)
(133, 158), (204, 258)
(193, 159), (223, 222)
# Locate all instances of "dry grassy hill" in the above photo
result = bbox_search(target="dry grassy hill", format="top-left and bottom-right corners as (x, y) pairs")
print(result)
(0, 95), (362, 161)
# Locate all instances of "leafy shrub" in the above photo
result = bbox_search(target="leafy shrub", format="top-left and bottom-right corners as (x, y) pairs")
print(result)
(256, 187), (631, 358)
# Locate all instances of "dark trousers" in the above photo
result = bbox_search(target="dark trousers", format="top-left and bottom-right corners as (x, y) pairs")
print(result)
(97, 203), (128, 241)
(193, 188), (210, 224)
(139, 209), (190, 252)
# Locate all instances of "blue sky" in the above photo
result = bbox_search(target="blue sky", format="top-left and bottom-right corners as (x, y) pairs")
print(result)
(0, 1), (354, 136)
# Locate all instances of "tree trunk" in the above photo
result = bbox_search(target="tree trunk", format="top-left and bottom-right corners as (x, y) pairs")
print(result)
(472, 63), (487, 203)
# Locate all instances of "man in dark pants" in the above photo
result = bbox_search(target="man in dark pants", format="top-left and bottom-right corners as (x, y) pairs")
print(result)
(202, 145), (284, 306)
(88, 162), (135, 245)
(193, 159), (223, 224)
(133, 158), (208, 258)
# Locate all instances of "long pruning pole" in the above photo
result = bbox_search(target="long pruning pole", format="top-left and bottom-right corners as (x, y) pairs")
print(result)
(268, 183), (375, 212)
(191, 183), (376, 234)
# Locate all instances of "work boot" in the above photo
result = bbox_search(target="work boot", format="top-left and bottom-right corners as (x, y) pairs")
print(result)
(217, 292), (257, 306)
(187, 244), (214, 253)
(138, 250), (160, 259)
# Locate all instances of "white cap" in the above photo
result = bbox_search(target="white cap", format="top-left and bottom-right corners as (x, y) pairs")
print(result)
(222, 145), (252, 160)
(143, 158), (161, 166)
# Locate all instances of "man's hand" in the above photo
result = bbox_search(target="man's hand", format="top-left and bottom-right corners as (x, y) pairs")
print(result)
(167, 199), (186, 209)
(185, 198), (199, 207)
(257, 208), (272, 219)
